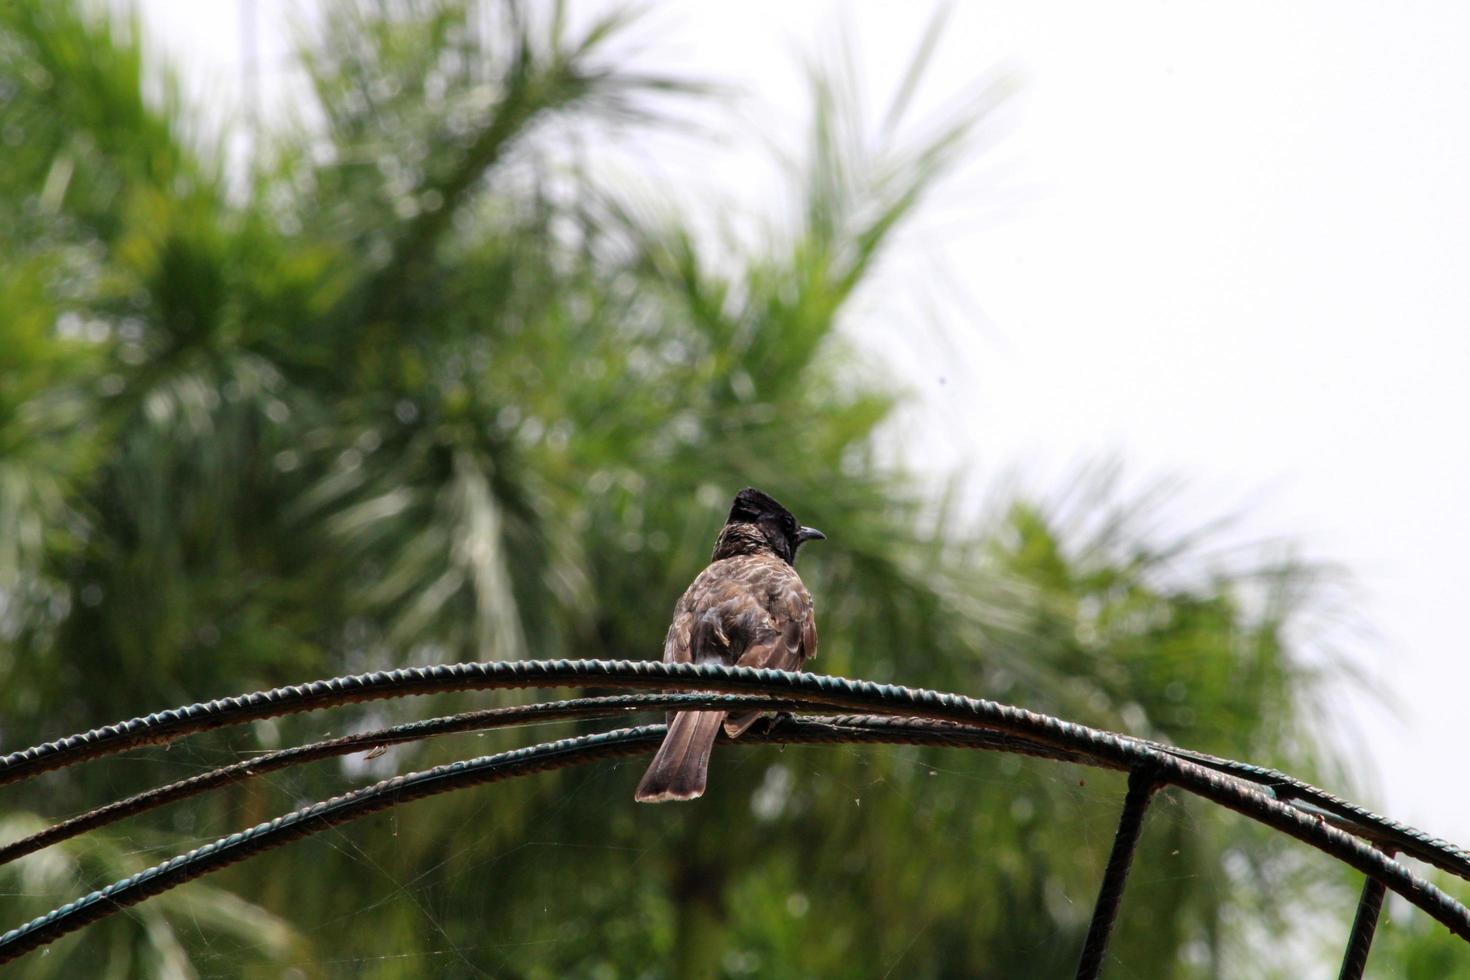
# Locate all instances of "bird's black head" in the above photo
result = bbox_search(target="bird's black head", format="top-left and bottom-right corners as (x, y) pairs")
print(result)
(717, 487), (825, 565)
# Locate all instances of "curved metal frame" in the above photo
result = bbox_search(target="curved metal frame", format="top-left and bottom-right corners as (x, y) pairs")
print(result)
(0, 660), (1465, 975)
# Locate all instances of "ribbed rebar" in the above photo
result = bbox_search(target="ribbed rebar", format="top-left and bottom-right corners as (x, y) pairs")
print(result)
(0, 696), (1095, 869)
(1337, 860), (1392, 980)
(0, 726), (663, 963)
(0, 694), (804, 868)
(1140, 740), (1470, 877)
(0, 716), (1094, 963)
(0, 659), (1160, 786)
(1075, 766), (1162, 979)
(3, 713), (1468, 963)
(3, 660), (1463, 883)
(2, 661), (1466, 952)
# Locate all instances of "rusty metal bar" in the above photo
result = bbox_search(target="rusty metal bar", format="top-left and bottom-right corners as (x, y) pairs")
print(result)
(1075, 766), (1162, 980)
(1338, 854), (1393, 980)
(4, 661), (1469, 953)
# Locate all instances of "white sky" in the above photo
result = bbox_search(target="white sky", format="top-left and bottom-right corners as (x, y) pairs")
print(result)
(137, 2), (1470, 851)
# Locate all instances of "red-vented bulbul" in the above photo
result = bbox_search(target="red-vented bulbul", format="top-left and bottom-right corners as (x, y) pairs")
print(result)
(635, 488), (823, 803)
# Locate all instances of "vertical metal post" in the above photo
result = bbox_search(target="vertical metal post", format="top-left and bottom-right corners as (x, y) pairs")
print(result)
(1337, 854), (1392, 980)
(1074, 766), (1161, 980)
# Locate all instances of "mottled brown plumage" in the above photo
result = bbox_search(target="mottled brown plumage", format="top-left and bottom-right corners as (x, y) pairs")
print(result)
(634, 489), (823, 803)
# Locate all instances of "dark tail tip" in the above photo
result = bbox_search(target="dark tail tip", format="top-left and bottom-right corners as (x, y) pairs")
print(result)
(634, 745), (710, 803)
(633, 710), (722, 804)
(634, 775), (706, 804)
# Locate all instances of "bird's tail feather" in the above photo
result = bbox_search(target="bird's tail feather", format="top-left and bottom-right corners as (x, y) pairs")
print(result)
(723, 710), (761, 738)
(634, 710), (725, 803)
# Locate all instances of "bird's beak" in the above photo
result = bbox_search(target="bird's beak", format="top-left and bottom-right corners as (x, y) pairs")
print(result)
(796, 526), (826, 544)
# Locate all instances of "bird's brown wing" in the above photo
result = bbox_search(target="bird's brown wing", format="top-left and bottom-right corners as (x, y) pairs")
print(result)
(798, 588), (818, 664)
(656, 598), (698, 725)
(662, 604), (694, 665)
(724, 573), (817, 737)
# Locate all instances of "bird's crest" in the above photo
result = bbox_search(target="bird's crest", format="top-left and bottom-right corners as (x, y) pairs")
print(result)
(727, 487), (793, 526)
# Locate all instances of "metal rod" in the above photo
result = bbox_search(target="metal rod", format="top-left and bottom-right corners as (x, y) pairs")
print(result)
(1338, 855), (1393, 980)
(1075, 766), (1161, 980)
(2, 660), (1467, 941)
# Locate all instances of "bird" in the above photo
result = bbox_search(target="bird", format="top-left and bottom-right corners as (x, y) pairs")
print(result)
(635, 487), (824, 803)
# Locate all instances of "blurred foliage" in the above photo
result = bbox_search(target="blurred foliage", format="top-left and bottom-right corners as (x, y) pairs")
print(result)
(0, 0), (1462, 976)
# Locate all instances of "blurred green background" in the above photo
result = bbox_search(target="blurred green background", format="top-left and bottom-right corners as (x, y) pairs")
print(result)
(0, 1), (1465, 976)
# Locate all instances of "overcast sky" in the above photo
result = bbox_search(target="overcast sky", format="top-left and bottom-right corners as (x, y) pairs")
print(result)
(137, 1), (1470, 852)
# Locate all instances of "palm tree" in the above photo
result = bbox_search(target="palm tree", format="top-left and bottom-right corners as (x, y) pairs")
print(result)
(4, 1), (1448, 976)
